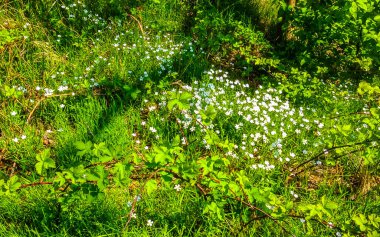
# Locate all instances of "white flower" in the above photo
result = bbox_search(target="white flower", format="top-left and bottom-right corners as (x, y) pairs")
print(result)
(174, 184), (181, 192)
(59, 104), (65, 108)
(21, 135), (27, 140)
(147, 219), (154, 227)
(300, 218), (306, 223)
(131, 212), (137, 219)
(11, 111), (17, 116)
(13, 137), (19, 143)
(44, 88), (54, 96)
(58, 85), (68, 92)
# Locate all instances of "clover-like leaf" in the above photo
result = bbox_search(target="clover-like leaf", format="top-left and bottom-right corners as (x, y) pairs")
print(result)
(35, 149), (56, 175)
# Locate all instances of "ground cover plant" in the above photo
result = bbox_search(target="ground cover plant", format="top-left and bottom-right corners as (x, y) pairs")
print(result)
(0, 0), (379, 236)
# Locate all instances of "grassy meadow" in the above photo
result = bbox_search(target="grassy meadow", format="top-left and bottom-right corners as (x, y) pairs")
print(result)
(0, 0), (379, 236)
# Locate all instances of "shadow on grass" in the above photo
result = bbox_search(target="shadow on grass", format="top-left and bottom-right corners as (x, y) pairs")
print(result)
(0, 44), (210, 236)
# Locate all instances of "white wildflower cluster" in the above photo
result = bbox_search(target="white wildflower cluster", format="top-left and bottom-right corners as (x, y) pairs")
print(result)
(61, 1), (106, 26)
(154, 67), (328, 171)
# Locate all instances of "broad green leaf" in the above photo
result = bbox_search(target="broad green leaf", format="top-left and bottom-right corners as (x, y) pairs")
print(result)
(5, 176), (21, 194)
(370, 108), (379, 119)
(353, 214), (368, 231)
(35, 149), (55, 175)
(35, 162), (44, 175)
(146, 179), (157, 195)
(167, 99), (179, 111)
(179, 91), (192, 101)
(75, 141), (93, 157)
(36, 149), (51, 162)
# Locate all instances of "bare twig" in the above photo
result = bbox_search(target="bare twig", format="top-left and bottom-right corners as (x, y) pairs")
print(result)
(21, 181), (53, 188)
(290, 148), (363, 178)
(231, 195), (296, 237)
(292, 141), (372, 172)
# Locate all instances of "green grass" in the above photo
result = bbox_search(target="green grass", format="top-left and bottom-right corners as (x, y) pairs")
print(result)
(0, 0), (379, 236)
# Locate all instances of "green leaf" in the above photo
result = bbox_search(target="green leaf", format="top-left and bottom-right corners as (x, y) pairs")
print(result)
(123, 85), (141, 99)
(370, 108), (379, 119)
(146, 179), (157, 196)
(35, 149), (55, 175)
(35, 162), (44, 176)
(75, 141), (93, 157)
(5, 176), (21, 194)
(54, 172), (66, 187)
(179, 91), (192, 101)
(89, 166), (108, 190)
(324, 201), (338, 210)
(167, 99), (179, 111)
(93, 142), (112, 161)
(353, 214), (368, 231)
(375, 15), (380, 22)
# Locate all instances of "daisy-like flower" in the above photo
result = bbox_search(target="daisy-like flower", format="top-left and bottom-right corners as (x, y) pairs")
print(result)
(147, 219), (154, 227)
(21, 135), (27, 140)
(11, 111), (17, 116)
(13, 137), (19, 143)
(174, 184), (181, 192)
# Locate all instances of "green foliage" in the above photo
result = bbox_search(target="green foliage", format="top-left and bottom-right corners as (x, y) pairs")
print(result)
(193, 5), (275, 73)
(35, 149), (56, 175)
(282, 0), (380, 82)
(1, 0), (379, 236)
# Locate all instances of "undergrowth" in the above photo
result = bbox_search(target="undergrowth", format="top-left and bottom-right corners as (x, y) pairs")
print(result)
(0, 0), (379, 236)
